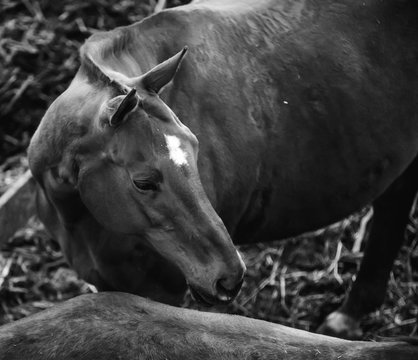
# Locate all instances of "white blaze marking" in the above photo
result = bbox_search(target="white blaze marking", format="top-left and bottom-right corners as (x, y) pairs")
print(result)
(165, 135), (188, 166)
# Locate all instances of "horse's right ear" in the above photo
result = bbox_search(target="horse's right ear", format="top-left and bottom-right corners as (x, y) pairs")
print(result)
(137, 47), (188, 94)
(106, 88), (139, 127)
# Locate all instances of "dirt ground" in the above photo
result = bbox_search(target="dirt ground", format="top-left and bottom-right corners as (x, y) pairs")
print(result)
(0, 0), (417, 340)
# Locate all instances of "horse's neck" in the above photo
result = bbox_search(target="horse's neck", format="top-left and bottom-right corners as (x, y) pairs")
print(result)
(93, 0), (417, 84)
(83, 0), (310, 80)
(83, 14), (182, 81)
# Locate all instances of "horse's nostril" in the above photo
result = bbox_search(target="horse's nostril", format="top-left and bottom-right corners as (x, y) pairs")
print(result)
(215, 278), (243, 302)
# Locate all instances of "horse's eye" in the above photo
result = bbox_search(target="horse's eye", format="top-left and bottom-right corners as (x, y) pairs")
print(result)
(133, 180), (159, 193)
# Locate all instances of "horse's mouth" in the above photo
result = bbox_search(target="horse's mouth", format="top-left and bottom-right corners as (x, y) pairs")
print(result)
(189, 286), (233, 306)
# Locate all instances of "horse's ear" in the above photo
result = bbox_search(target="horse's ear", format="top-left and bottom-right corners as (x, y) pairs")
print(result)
(138, 46), (188, 93)
(108, 88), (139, 127)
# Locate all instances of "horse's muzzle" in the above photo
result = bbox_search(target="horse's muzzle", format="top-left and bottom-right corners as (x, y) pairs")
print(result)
(189, 279), (243, 306)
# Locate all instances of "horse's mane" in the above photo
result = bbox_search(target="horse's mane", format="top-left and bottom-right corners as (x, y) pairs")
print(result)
(78, 26), (135, 90)
(77, 7), (187, 85)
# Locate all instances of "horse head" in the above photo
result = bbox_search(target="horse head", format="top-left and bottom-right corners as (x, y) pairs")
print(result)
(30, 47), (246, 305)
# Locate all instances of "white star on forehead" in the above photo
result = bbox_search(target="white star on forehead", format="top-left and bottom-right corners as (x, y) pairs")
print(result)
(164, 135), (188, 166)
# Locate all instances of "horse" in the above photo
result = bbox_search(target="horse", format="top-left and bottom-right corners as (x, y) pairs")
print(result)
(1, 292), (417, 360)
(28, 0), (418, 338)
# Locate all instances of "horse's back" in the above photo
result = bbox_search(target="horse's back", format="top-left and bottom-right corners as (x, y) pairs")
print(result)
(1, 292), (418, 360)
(165, 0), (418, 240)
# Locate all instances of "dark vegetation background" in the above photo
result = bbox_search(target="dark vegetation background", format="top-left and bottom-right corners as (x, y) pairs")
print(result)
(0, 0), (417, 339)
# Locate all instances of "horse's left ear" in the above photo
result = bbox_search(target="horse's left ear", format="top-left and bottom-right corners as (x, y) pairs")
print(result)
(138, 46), (188, 93)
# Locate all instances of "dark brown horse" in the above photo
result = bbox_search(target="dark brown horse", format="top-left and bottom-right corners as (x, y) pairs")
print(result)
(1, 292), (417, 360)
(28, 0), (418, 338)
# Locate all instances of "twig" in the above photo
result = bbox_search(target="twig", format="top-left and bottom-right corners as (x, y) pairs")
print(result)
(327, 241), (343, 284)
(0, 257), (13, 288)
(280, 266), (288, 310)
(2, 75), (34, 115)
(352, 207), (373, 253)
(239, 277), (271, 306)
(86, 283), (98, 293)
(154, 0), (167, 13)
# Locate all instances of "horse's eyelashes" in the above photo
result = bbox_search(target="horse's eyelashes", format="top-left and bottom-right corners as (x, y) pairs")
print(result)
(133, 180), (159, 193)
